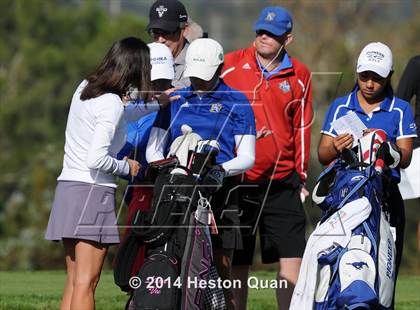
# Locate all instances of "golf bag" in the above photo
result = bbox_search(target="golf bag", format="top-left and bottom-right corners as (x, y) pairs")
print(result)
(114, 125), (225, 310)
(291, 130), (397, 310)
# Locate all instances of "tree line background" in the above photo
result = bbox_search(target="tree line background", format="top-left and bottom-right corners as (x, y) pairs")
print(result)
(0, 0), (419, 273)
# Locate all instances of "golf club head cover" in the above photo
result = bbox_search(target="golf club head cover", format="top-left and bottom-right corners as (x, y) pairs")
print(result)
(377, 141), (401, 169)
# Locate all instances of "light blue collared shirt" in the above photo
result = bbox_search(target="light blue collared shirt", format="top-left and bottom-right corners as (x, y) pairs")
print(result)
(256, 52), (293, 79)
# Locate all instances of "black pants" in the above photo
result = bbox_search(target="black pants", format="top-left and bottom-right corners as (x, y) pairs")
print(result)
(210, 177), (242, 250)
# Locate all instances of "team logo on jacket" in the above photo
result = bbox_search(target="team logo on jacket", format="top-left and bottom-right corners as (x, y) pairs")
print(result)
(278, 80), (291, 93)
(156, 5), (167, 18)
(209, 103), (223, 113)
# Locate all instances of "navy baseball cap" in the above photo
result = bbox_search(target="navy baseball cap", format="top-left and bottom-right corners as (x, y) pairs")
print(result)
(254, 7), (293, 36)
(146, 0), (188, 32)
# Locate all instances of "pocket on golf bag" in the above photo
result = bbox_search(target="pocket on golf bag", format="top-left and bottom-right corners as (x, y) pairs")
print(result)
(132, 172), (196, 247)
(133, 252), (180, 310)
(113, 232), (142, 292)
(337, 246), (377, 308)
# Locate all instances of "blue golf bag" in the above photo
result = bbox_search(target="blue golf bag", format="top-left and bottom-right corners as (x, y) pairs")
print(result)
(292, 130), (397, 310)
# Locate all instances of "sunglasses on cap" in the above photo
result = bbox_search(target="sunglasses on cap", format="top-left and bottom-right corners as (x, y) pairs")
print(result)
(148, 28), (180, 37)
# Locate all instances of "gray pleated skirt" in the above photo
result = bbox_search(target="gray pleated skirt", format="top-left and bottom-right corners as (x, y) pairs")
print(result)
(45, 181), (120, 244)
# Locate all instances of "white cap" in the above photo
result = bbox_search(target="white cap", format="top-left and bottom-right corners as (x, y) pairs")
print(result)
(148, 43), (174, 81)
(184, 38), (224, 81)
(356, 42), (393, 78)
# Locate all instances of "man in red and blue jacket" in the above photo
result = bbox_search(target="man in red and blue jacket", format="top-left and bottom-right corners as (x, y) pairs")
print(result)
(221, 6), (313, 309)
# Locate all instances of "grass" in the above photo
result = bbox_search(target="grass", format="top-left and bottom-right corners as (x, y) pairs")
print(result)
(0, 270), (419, 309)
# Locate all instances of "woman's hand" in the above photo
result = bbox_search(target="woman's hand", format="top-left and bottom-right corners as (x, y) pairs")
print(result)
(155, 88), (181, 109)
(333, 133), (353, 153)
(318, 133), (353, 166)
(124, 157), (140, 177)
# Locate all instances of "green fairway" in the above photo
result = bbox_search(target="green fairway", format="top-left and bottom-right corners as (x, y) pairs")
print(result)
(0, 270), (419, 309)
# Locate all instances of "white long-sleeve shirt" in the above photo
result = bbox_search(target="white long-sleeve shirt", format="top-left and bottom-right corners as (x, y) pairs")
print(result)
(57, 81), (158, 187)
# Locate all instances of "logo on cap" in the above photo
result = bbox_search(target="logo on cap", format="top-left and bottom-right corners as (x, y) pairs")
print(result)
(156, 5), (167, 18)
(265, 12), (276, 22)
(151, 56), (168, 64)
(193, 57), (206, 63)
(366, 51), (385, 63)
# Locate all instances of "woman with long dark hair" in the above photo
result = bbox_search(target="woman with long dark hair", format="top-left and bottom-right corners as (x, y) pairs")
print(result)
(45, 37), (170, 310)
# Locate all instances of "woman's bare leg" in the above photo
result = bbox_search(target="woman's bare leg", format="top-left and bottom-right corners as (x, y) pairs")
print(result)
(60, 238), (77, 310)
(70, 240), (108, 310)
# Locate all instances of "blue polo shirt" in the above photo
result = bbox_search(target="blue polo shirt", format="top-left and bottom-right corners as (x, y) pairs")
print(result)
(118, 112), (157, 181)
(321, 87), (417, 143)
(154, 80), (256, 164)
(321, 87), (417, 181)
